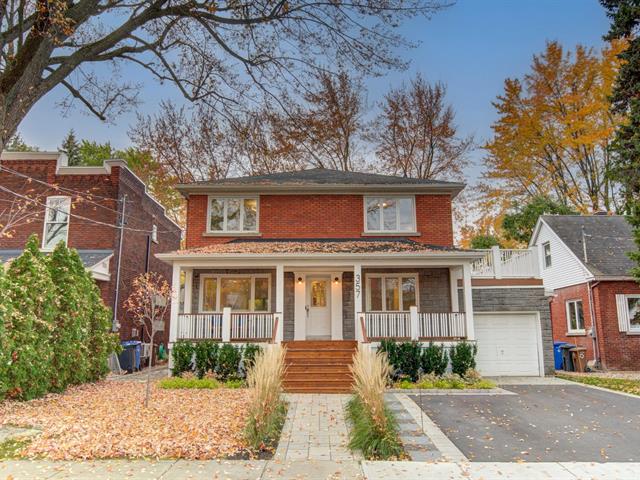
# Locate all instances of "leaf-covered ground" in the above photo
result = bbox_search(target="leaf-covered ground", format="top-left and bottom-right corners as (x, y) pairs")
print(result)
(557, 373), (640, 396)
(0, 381), (250, 460)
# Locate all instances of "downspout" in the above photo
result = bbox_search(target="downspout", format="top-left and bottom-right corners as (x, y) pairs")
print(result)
(112, 194), (127, 332)
(587, 280), (601, 368)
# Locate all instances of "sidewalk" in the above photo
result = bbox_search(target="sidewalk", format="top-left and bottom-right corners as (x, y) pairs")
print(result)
(3, 459), (640, 479)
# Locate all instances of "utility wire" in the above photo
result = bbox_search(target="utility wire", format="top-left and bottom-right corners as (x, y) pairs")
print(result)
(0, 184), (177, 235)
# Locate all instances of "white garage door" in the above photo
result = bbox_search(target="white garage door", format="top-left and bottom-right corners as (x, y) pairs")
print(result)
(474, 313), (541, 376)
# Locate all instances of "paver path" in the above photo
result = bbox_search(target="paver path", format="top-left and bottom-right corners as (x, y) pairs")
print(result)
(275, 393), (361, 462)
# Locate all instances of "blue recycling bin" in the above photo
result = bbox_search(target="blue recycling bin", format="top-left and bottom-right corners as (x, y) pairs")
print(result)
(553, 341), (568, 370)
(120, 340), (142, 372)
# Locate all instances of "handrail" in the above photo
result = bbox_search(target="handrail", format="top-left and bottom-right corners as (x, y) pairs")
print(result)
(271, 315), (279, 344)
(360, 314), (370, 343)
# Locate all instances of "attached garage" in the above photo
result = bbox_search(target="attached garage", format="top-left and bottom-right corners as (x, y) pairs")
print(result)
(474, 312), (543, 376)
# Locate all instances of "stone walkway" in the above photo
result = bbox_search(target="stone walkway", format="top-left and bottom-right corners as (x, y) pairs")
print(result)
(275, 394), (361, 462)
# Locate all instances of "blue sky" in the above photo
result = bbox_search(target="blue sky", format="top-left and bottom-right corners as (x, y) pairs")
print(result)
(20, 0), (610, 182)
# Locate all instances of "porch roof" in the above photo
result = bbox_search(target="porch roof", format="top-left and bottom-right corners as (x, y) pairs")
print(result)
(157, 238), (483, 262)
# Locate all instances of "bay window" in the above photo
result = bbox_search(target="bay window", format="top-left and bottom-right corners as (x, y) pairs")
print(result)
(200, 275), (270, 312)
(365, 196), (416, 233)
(208, 197), (258, 233)
(366, 274), (417, 311)
(42, 196), (71, 250)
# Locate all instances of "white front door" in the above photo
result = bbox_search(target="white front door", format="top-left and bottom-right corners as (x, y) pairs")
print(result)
(306, 276), (331, 339)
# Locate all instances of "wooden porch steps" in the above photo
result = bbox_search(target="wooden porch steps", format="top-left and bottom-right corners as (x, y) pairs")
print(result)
(282, 340), (357, 393)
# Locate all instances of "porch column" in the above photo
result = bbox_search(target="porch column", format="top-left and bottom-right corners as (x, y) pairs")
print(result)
(449, 267), (460, 312)
(330, 272), (343, 340)
(275, 264), (284, 343)
(462, 262), (475, 340)
(354, 263), (363, 342)
(293, 272), (306, 340)
(168, 262), (182, 371)
(183, 268), (193, 314)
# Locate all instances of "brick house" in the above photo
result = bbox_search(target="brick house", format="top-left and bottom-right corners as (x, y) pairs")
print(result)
(0, 151), (182, 347)
(158, 168), (553, 390)
(530, 215), (640, 370)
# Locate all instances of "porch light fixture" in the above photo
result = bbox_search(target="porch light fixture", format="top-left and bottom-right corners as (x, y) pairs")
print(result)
(334, 277), (340, 284)
(297, 277), (303, 284)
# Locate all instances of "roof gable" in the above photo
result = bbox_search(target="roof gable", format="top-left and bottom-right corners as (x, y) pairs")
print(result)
(538, 215), (637, 277)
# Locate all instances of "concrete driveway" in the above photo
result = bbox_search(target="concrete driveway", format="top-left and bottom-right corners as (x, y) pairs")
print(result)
(411, 384), (640, 462)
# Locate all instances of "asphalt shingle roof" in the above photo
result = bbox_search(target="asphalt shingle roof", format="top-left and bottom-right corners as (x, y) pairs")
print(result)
(0, 249), (113, 268)
(174, 238), (465, 255)
(180, 168), (464, 187)
(541, 215), (637, 277)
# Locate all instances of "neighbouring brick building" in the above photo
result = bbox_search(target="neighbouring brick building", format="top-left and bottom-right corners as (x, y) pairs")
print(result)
(0, 151), (182, 346)
(531, 214), (640, 370)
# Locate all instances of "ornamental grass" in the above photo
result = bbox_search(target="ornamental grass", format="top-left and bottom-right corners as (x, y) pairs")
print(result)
(347, 346), (403, 459)
(244, 345), (287, 451)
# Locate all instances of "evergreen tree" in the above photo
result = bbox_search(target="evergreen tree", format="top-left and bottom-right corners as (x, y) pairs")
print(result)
(60, 130), (82, 166)
(502, 196), (577, 244)
(5, 133), (38, 152)
(0, 266), (10, 400)
(48, 243), (92, 389)
(4, 235), (57, 399)
(602, 0), (640, 280)
(78, 140), (114, 166)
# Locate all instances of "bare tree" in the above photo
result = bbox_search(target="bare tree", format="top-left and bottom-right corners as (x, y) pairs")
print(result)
(0, 1), (447, 151)
(0, 177), (47, 239)
(130, 101), (235, 182)
(373, 75), (473, 179)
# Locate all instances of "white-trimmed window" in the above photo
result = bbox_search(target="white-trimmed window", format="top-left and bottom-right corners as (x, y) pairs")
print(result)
(207, 197), (258, 233)
(566, 299), (585, 333)
(200, 274), (270, 312)
(543, 242), (552, 268)
(364, 196), (416, 233)
(366, 274), (417, 312)
(42, 196), (71, 251)
(616, 294), (640, 333)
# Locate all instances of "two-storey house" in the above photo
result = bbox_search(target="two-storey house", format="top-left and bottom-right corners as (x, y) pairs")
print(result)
(158, 169), (552, 390)
(0, 151), (182, 348)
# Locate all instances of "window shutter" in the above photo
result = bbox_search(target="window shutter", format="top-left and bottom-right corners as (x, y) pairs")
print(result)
(615, 294), (631, 332)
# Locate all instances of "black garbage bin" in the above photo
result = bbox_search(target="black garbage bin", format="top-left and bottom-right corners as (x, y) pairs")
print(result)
(118, 342), (137, 373)
(560, 344), (576, 371)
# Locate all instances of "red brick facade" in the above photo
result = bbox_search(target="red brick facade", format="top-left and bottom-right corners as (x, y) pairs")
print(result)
(0, 156), (181, 346)
(185, 193), (454, 248)
(550, 280), (640, 370)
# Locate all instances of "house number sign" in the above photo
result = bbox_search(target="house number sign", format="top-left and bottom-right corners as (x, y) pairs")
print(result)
(355, 273), (361, 299)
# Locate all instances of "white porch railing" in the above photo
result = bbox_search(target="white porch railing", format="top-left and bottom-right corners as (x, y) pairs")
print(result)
(364, 312), (412, 340)
(231, 312), (275, 341)
(418, 312), (466, 339)
(471, 246), (539, 278)
(177, 313), (223, 340)
(363, 309), (467, 341)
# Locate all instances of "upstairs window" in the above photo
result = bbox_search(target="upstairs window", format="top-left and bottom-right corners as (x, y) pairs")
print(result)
(566, 299), (585, 333)
(42, 196), (71, 250)
(365, 196), (416, 233)
(207, 197), (258, 233)
(543, 242), (552, 268)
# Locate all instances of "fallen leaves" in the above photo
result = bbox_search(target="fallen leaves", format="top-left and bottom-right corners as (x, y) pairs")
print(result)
(0, 381), (251, 460)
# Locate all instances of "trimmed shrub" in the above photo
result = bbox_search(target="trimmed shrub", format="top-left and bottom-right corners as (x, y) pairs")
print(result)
(449, 341), (477, 377)
(421, 343), (448, 376)
(347, 347), (402, 459)
(242, 343), (261, 370)
(194, 340), (219, 378)
(378, 340), (421, 381)
(245, 345), (287, 450)
(171, 340), (195, 376)
(158, 377), (219, 389)
(217, 343), (243, 380)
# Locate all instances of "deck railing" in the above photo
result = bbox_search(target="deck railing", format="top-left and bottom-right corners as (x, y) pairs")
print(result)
(471, 246), (539, 278)
(231, 312), (275, 342)
(177, 313), (223, 340)
(177, 309), (281, 343)
(362, 309), (467, 341)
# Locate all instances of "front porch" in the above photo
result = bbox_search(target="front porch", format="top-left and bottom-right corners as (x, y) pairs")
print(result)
(168, 261), (478, 348)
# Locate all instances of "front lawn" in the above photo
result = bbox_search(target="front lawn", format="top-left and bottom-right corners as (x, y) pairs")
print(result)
(0, 380), (251, 459)
(557, 373), (640, 396)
